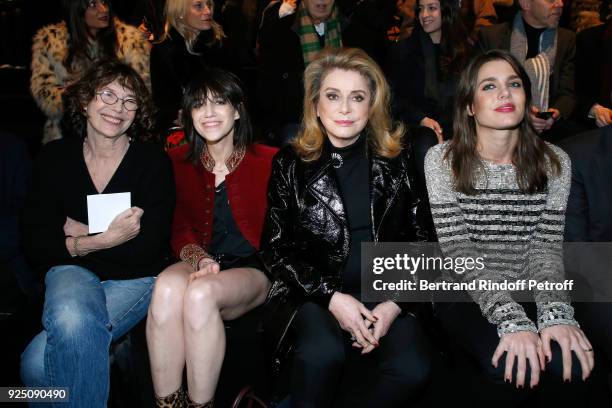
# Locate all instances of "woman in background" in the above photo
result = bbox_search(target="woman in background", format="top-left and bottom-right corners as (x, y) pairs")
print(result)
(31, 0), (150, 143)
(150, 0), (236, 136)
(387, 0), (469, 142)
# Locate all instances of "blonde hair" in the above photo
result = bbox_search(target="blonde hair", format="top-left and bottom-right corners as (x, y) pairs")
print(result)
(293, 47), (404, 161)
(160, 0), (225, 53)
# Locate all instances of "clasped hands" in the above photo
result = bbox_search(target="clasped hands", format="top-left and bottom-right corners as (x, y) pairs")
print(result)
(492, 324), (594, 389)
(328, 292), (401, 355)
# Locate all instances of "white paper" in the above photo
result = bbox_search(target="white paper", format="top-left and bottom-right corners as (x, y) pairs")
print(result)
(87, 192), (131, 234)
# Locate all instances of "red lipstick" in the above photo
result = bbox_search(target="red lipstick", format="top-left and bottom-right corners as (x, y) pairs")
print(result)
(495, 103), (515, 113)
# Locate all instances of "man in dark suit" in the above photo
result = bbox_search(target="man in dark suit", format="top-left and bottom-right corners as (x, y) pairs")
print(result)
(574, 0), (612, 128)
(561, 125), (612, 399)
(478, 0), (577, 140)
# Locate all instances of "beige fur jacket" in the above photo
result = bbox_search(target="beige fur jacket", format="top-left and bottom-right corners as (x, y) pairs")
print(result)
(31, 20), (151, 144)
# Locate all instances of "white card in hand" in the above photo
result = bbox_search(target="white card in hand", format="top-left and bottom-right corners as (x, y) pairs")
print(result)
(87, 192), (131, 234)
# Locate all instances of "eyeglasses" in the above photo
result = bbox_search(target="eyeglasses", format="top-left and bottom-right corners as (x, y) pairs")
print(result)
(96, 90), (138, 111)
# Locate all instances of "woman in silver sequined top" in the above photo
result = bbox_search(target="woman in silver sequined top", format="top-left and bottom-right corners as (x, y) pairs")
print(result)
(425, 50), (594, 404)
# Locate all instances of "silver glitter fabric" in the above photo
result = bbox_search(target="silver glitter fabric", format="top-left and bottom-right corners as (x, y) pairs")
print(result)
(425, 142), (578, 337)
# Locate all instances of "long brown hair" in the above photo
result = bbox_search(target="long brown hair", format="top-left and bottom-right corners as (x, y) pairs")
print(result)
(293, 47), (404, 161)
(63, 0), (118, 71)
(446, 50), (561, 195)
(415, 0), (469, 77)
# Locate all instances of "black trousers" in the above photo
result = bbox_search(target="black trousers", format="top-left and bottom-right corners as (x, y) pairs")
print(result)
(574, 302), (612, 395)
(436, 301), (588, 408)
(290, 302), (431, 408)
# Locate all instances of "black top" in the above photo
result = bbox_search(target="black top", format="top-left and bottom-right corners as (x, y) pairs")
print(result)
(210, 181), (255, 257)
(387, 27), (459, 135)
(21, 138), (176, 281)
(523, 18), (546, 59)
(150, 28), (237, 134)
(329, 135), (371, 294)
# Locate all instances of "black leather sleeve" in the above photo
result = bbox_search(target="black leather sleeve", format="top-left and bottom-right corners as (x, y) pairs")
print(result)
(260, 151), (336, 307)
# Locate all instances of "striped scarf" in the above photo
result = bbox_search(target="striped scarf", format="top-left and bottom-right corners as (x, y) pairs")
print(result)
(298, 2), (342, 66)
(510, 14), (558, 111)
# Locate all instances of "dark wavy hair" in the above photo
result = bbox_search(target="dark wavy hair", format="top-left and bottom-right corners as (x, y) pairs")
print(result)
(415, 0), (469, 77)
(446, 50), (561, 195)
(181, 69), (252, 165)
(62, 0), (118, 70)
(61, 60), (155, 141)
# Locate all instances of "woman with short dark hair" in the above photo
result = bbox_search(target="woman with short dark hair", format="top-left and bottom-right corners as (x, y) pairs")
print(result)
(146, 69), (277, 407)
(20, 60), (174, 408)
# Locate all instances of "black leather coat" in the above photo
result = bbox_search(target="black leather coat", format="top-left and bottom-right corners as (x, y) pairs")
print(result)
(260, 138), (432, 309)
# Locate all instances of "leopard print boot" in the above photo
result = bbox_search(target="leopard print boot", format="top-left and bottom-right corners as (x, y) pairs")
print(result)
(155, 387), (186, 408)
(185, 394), (213, 408)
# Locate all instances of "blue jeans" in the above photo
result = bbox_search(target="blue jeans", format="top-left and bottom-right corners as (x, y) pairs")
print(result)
(20, 265), (155, 408)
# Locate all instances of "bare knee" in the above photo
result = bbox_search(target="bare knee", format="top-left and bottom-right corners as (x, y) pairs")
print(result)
(149, 267), (189, 327)
(183, 279), (221, 331)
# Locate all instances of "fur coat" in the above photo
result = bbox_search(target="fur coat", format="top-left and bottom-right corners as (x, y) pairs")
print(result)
(30, 20), (151, 144)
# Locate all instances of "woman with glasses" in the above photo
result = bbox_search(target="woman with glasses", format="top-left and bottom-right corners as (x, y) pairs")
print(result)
(20, 60), (175, 408)
(31, 0), (150, 143)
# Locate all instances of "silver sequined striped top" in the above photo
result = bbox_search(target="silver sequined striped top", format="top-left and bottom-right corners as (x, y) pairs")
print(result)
(425, 141), (579, 336)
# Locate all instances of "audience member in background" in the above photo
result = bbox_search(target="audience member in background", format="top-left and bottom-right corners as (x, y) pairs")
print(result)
(388, 0), (469, 142)
(459, 0), (499, 44)
(478, 0), (577, 142)
(387, 0), (417, 42)
(146, 70), (276, 408)
(31, 0), (151, 144)
(114, 0), (167, 40)
(256, 0), (391, 145)
(574, 0), (611, 128)
(261, 47), (432, 407)
(20, 61), (175, 408)
(561, 124), (612, 402)
(426, 50), (592, 407)
(151, 0), (239, 136)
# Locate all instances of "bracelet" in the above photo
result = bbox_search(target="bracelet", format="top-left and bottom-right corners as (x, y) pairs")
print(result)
(73, 236), (81, 257)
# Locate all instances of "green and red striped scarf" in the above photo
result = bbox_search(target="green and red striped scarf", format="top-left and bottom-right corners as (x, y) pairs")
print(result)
(298, 2), (342, 65)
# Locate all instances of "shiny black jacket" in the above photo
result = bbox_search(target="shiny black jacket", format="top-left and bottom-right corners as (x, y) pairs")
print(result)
(260, 138), (433, 310)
